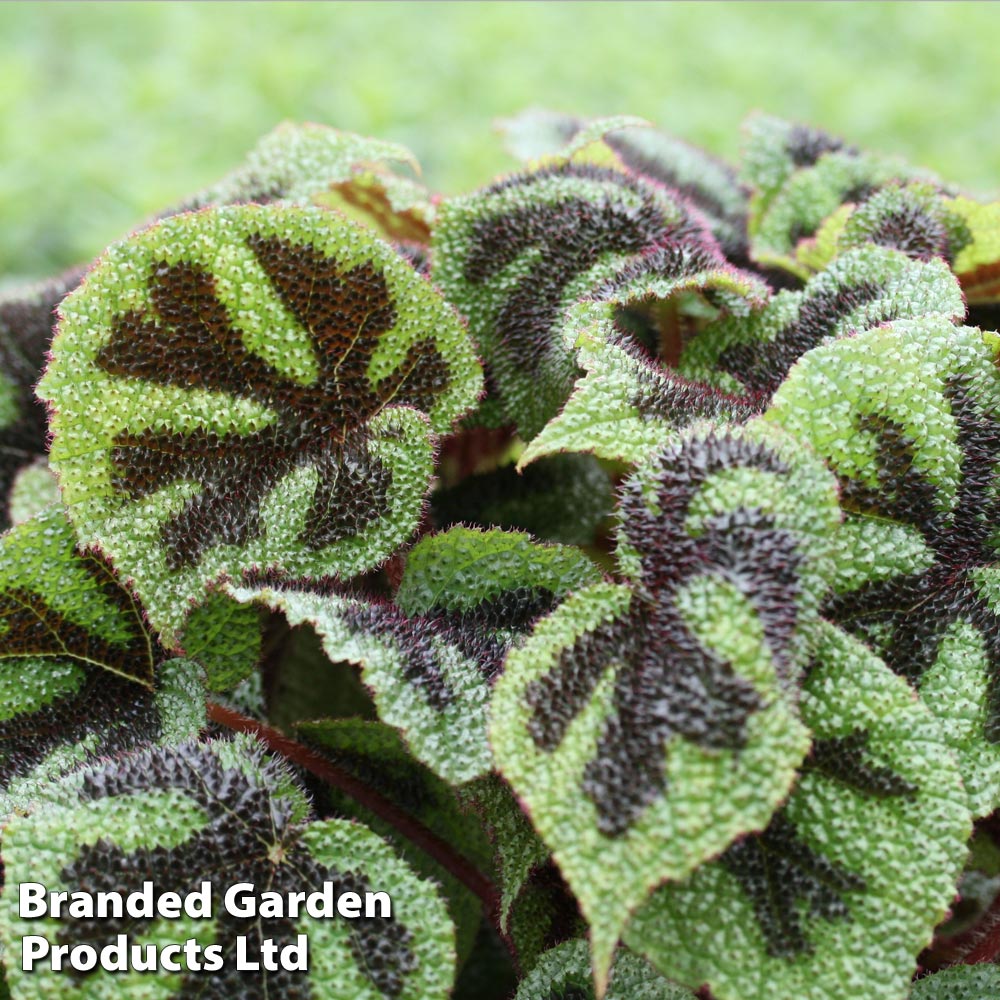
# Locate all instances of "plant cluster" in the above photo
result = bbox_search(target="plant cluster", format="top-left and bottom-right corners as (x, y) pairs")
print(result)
(2, 111), (1000, 999)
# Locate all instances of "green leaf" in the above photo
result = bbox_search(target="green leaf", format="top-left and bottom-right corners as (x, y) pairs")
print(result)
(741, 115), (934, 276)
(909, 965), (1000, 999)
(227, 584), (494, 784)
(520, 327), (763, 470)
(396, 526), (602, 617)
(499, 110), (749, 260)
(951, 195), (1000, 304)
(39, 203), (482, 645)
(766, 318), (1000, 815)
(0, 655), (205, 821)
(461, 775), (550, 933)
(491, 420), (839, 985)
(625, 621), (971, 1000)
(514, 940), (696, 1000)
(680, 244), (965, 399)
(0, 269), (84, 530)
(432, 162), (698, 438)
(296, 717), (494, 963)
(0, 734), (456, 999)
(180, 590), (263, 692)
(0, 506), (157, 688)
(6, 458), (59, 526)
(431, 453), (613, 547)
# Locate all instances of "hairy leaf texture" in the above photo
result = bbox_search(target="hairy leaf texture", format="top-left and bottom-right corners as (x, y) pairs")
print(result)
(741, 114), (937, 277)
(180, 121), (434, 244)
(500, 109), (750, 261)
(39, 203), (482, 645)
(433, 161), (734, 438)
(680, 244), (965, 399)
(519, 245), (770, 468)
(909, 965), (1000, 999)
(767, 318), (1000, 816)
(0, 735), (455, 999)
(233, 528), (600, 783)
(626, 622), (971, 1000)
(491, 420), (839, 985)
(0, 269), (84, 529)
(513, 940), (696, 1000)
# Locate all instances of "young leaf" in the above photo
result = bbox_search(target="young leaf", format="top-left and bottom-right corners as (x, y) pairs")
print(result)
(766, 318), (1000, 815)
(0, 269), (84, 529)
(514, 940), (696, 1000)
(491, 420), (840, 985)
(39, 203), (483, 645)
(296, 717), (494, 963)
(432, 162), (702, 438)
(625, 622), (971, 1000)
(680, 244), (965, 399)
(0, 735), (456, 999)
(909, 965), (1000, 999)
(499, 110), (749, 262)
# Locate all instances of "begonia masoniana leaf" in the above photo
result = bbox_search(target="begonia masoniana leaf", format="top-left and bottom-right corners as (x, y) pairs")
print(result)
(181, 121), (433, 242)
(491, 420), (840, 986)
(767, 317), (1000, 816)
(228, 583), (494, 784)
(231, 529), (598, 784)
(514, 940), (696, 1000)
(296, 717), (494, 962)
(625, 621), (971, 1000)
(741, 114), (936, 278)
(499, 109), (749, 261)
(908, 965), (1000, 1000)
(39, 203), (482, 646)
(680, 244), (965, 401)
(433, 161), (717, 439)
(518, 244), (770, 468)
(0, 735), (455, 999)
(0, 269), (84, 529)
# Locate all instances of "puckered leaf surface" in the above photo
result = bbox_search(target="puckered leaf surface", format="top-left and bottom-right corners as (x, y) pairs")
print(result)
(39, 203), (482, 645)
(433, 161), (725, 438)
(741, 115), (936, 277)
(767, 318), (1000, 815)
(625, 621), (971, 1000)
(498, 109), (749, 261)
(181, 121), (433, 242)
(909, 965), (1000, 1000)
(232, 529), (599, 784)
(491, 420), (840, 985)
(514, 940), (696, 1000)
(0, 735), (455, 999)
(680, 244), (965, 400)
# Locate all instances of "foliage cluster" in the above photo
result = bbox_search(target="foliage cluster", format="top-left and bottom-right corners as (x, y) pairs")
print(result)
(2, 110), (1000, 999)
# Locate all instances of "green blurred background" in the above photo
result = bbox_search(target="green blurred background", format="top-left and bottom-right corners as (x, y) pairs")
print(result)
(3, 1), (999, 279)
